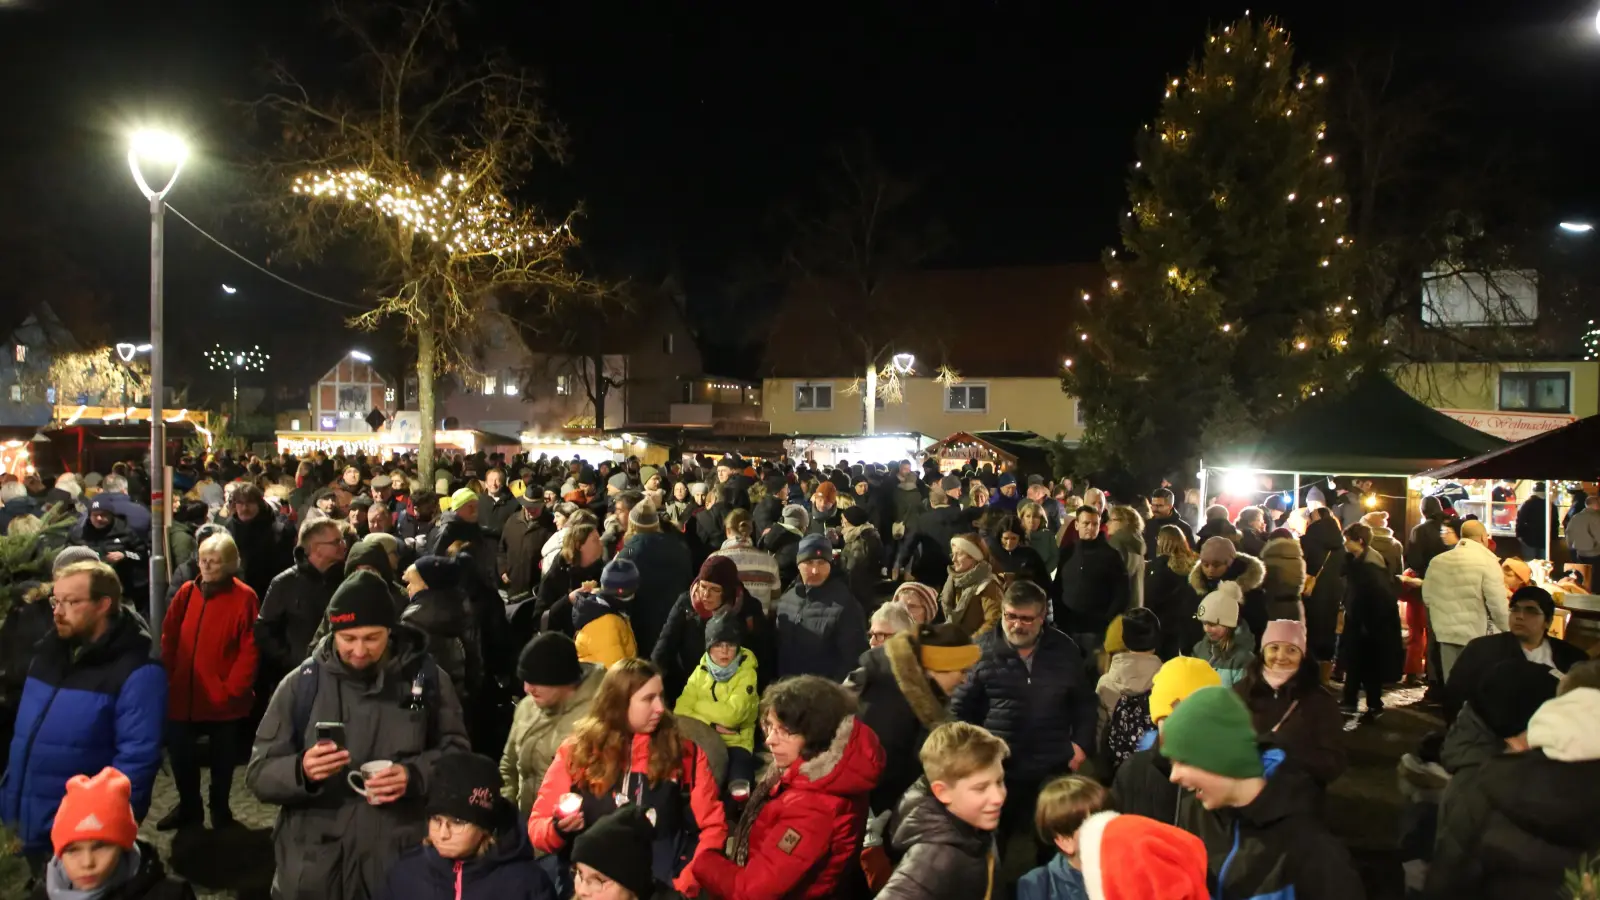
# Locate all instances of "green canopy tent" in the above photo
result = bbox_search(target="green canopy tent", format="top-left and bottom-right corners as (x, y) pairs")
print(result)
(1200, 373), (1506, 509)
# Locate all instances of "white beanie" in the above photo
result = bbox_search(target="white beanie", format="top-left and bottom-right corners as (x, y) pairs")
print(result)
(1528, 687), (1600, 762)
(1195, 581), (1243, 629)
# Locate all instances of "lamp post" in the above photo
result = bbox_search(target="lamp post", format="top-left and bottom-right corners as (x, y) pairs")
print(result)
(204, 345), (270, 424)
(864, 353), (915, 436)
(128, 129), (187, 651)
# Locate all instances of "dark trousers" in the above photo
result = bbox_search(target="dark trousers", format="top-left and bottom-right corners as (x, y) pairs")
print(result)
(168, 719), (244, 813)
(1342, 671), (1385, 711)
(998, 778), (1045, 889)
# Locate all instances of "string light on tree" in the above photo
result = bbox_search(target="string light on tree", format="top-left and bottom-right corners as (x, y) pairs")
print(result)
(1583, 320), (1600, 361)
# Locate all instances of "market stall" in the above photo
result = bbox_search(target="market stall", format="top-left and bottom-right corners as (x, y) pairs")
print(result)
(920, 430), (1063, 482)
(785, 432), (932, 468)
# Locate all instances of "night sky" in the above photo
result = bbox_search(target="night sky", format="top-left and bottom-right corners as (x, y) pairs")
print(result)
(2, 0), (1597, 389)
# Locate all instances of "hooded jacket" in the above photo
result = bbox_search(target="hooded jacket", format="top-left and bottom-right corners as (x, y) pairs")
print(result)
(569, 590), (637, 668)
(1175, 749), (1364, 900)
(245, 626), (470, 900)
(653, 591), (776, 703)
(1422, 538), (1509, 647)
(674, 647), (760, 752)
(1111, 730), (1180, 825)
(161, 576), (260, 722)
(1193, 620), (1256, 687)
(1405, 498), (1450, 575)
(774, 574), (869, 683)
(1188, 553), (1268, 651)
(1429, 688), (1600, 900)
(1096, 651), (1162, 749)
(846, 632), (953, 815)
(693, 716), (885, 900)
(953, 627), (1098, 786)
(1, 612), (166, 855)
(377, 802), (552, 900)
(1258, 537), (1306, 623)
(498, 662), (605, 814)
(878, 778), (997, 900)
(255, 546), (345, 677)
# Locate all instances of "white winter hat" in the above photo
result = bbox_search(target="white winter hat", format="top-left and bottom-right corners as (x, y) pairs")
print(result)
(1195, 581), (1243, 629)
(1528, 687), (1600, 762)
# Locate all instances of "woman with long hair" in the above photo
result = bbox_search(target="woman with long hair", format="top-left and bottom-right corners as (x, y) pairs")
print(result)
(529, 659), (727, 897)
(1016, 500), (1058, 575)
(529, 523), (605, 641)
(1144, 524), (1201, 659)
(989, 513), (1049, 587)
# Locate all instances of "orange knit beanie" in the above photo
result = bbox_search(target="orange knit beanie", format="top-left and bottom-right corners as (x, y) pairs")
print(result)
(52, 767), (138, 856)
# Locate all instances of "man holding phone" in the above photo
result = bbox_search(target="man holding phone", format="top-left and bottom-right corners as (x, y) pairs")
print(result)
(247, 570), (468, 899)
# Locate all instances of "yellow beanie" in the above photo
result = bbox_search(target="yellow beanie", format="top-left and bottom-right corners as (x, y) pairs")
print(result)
(1103, 616), (1127, 656)
(1149, 657), (1223, 723)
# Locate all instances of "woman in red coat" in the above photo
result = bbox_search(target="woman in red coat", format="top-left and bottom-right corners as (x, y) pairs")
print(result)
(693, 675), (885, 900)
(158, 531), (259, 830)
(529, 658), (727, 897)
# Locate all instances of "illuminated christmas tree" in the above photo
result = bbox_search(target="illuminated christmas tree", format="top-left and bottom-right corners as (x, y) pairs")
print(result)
(1583, 319), (1599, 361)
(1065, 16), (1380, 481)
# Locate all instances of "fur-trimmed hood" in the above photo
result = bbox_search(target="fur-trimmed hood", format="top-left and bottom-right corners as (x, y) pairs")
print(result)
(1189, 551), (1266, 596)
(785, 715), (886, 800)
(882, 632), (951, 729)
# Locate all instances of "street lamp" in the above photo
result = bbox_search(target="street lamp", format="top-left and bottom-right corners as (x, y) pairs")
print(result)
(1559, 221), (1594, 234)
(350, 350), (373, 362)
(205, 345), (270, 425)
(128, 127), (187, 652)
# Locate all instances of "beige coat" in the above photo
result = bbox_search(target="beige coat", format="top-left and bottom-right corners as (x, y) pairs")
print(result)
(499, 662), (605, 813)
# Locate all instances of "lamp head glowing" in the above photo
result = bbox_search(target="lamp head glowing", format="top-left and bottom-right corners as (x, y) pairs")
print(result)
(891, 352), (916, 374)
(130, 129), (189, 166)
(135, 343), (152, 353)
(221, 284), (238, 295)
(1559, 222), (1594, 234)
(115, 343), (136, 362)
(350, 350), (372, 362)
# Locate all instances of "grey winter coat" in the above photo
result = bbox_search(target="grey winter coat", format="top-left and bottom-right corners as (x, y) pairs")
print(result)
(246, 626), (470, 900)
(1259, 537), (1306, 623)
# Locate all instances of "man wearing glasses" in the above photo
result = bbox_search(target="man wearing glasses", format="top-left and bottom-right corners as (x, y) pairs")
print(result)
(952, 580), (1097, 890)
(0, 560), (165, 870)
(255, 519), (349, 685)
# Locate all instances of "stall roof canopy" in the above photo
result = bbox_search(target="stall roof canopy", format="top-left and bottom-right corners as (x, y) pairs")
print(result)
(1212, 374), (1506, 475)
(1417, 414), (1600, 481)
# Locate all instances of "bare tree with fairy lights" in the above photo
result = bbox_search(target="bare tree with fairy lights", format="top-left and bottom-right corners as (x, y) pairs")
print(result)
(252, 0), (597, 472)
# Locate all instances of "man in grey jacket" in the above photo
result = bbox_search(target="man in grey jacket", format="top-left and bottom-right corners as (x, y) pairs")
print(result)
(247, 570), (469, 900)
(1567, 494), (1600, 570)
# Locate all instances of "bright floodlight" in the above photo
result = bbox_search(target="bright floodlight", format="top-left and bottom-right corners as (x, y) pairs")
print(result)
(221, 284), (238, 295)
(891, 352), (916, 373)
(1221, 469), (1259, 497)
(128, 129), (188, 200)
(135, 343), (152, 352)
(350, 350), (372, 362)
(1559, 222), (1595, 233)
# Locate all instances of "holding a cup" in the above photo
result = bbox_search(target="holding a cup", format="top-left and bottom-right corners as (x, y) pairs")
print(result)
(347, 759), (407, 805)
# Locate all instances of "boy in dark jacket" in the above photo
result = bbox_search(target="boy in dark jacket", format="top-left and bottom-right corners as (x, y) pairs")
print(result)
(879, 722), (1007, 899)
(1162, 687), (1364, 900)
(35, 767), (195, 900)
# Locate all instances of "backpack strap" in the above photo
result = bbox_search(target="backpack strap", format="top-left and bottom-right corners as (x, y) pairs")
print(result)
(287, 657), (320, 751)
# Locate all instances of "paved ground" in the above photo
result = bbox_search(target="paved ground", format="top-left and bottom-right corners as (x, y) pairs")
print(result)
(140, 685), (1442, 899)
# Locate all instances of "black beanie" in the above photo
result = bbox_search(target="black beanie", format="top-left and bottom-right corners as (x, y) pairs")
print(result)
(1121, 607), (1162, 653)
(842, 506), (869, 527)
(413, 555), (461, 591)
(1474, 659), (1559, 739)
(426, 752), (504, 831)
(517, 632), (582, 686)
(326, 570), (397, 632)
(705, 608), (745, 650)
(572, 806), (658, 899)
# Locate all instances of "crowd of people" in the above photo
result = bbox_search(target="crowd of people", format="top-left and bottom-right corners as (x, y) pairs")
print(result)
(0, 451), (1596, 899)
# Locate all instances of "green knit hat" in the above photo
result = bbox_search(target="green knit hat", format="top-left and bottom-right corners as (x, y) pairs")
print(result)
(1159, 685), (1264, 779)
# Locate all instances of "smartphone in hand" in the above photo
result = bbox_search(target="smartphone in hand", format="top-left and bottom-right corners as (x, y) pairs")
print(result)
(314, 721), (346, 749)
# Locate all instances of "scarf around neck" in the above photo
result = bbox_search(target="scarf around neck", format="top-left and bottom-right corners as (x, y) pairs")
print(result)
(46, 843), (141, 900)
(705, 652), (741, 683)
(1263, 665), (1297, 690)
(941, 561), (993, 623)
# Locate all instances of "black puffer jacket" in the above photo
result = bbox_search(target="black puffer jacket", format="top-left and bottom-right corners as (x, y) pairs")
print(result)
(1428, 742), (1600, 900)
(951, 627), (1097, 786)
(878, 778), (995, 900)
(1054, 534), (1130, 634)
(896, 505), (967, 589)
(773, 574), (868, 683)
(846, 633), (952, 815)
(400, 586), (481, 704)
(616, 531), (693, 658)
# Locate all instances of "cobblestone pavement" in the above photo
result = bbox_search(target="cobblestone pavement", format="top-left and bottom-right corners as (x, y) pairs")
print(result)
(136, 684), (1440, 899)
(139, 766), (276, 900)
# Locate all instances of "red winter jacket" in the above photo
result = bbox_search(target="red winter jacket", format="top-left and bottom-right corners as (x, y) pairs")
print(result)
(530, 730), (728, 896)
(694, 715), (885, 900)
(160, 577), (260, 722)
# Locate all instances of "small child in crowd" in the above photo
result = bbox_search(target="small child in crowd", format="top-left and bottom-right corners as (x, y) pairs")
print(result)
(1097, 608), (1163, 769)
(672, 608), (760, 797)
(1194, 581), (1254, 686)
(879, 721), (1009, 899)
(1016, 774), (1108, 900)
(40, 767), (194, 900)
(573, 558), (640, 667)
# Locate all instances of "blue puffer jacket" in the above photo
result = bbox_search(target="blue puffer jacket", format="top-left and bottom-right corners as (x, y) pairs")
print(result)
(952, 626), (1097, 786)
(0, 611), (166, 854)
(774, 573), (868, 682)
(377, 807), (553, 900)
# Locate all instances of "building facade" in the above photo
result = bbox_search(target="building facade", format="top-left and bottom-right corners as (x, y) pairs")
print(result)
(1395, 360), (1598, 441)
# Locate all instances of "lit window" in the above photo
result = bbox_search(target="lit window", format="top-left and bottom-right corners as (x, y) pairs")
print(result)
(13, 345), (24, 363)
(8, 385), (20, 402)
(795, 383), (833, 411)
(384, 388), (396, 402)
(557, 374), (572, 396)
(945, 384), (989, 413)
(1499, 372), (1571, 414)
(504, 382), (518, 396)
(484, 375), (497, 395)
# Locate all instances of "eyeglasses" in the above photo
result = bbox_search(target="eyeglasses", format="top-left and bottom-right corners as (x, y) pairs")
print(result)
(1002, 612), (1042, 626)
(868, 630), (897, 642)
(50, 595), (100, 611)
(571, 866), (615, 890)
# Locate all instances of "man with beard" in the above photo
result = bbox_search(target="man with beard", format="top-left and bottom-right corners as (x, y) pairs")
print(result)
(225, 483), (294, 601)
(953, 580), (1096, 887)
(0, 561), (164, 866)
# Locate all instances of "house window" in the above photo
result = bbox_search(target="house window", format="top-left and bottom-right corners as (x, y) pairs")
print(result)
(8, 385), (20, 402)
(483, 375), (498, 395)
(945, 383), (989, 413)
(1074, 401), (1086, 428)
(1499, 371), (1570, 414)
(12, 345), (24, 363)
(384, 388), (396, 403)
(504, 380), (518, 396)
(557, 374), (573, 396)
(795, 383), (833, 411)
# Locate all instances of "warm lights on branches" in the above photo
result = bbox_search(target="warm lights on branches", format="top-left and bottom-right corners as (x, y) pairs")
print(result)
(292, 169), (571, 257)
(205, 345), (271, 373)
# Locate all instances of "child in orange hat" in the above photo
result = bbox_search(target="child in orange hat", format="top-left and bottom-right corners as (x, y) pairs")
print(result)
(44, 767), (193, 898)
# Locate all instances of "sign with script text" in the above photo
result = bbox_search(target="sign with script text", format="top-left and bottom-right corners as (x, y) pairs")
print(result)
(1439, 409), (1575, 441)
